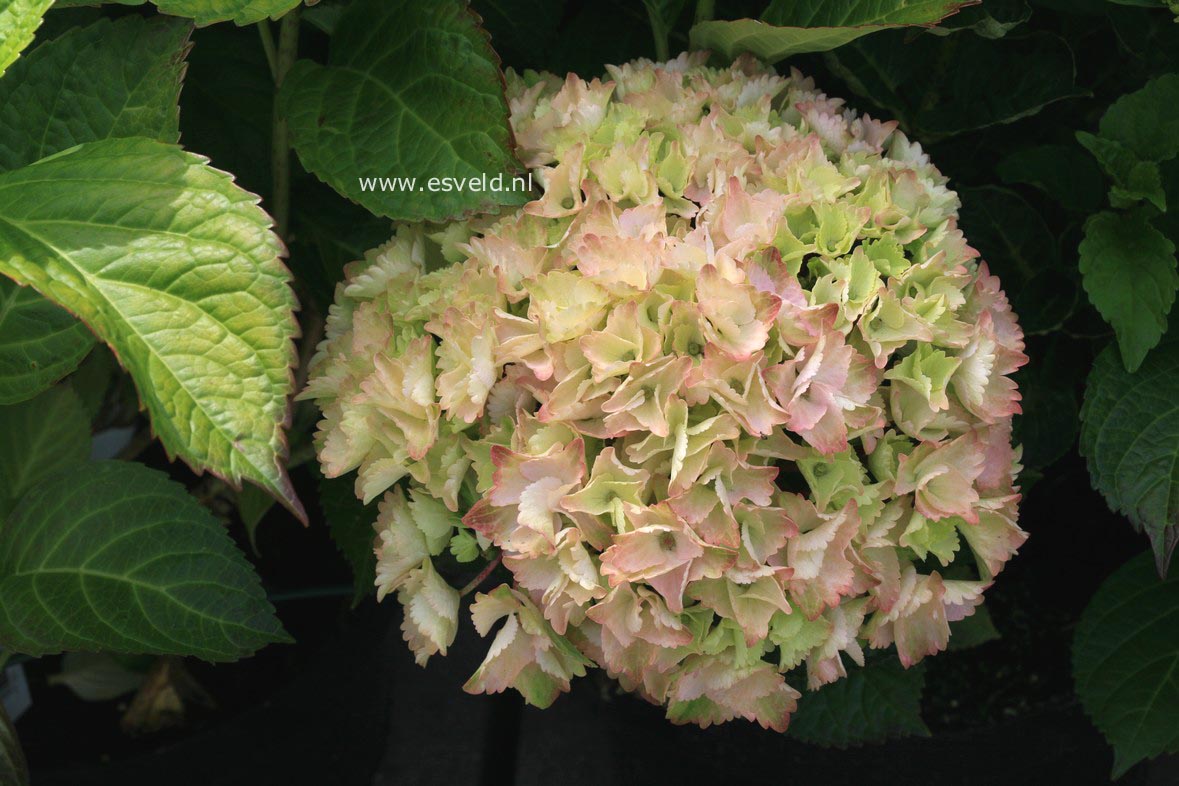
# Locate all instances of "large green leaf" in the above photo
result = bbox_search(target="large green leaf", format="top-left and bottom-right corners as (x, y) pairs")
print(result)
(0, 385), (90, 517)
(154, 0), (298, 25)
(0, 277), (94, 404)
(1081, 335), (1179, 574)
(824, 30), (1086, 139)
(0, 0), (51, 77)
(1074, 551), (1179, 777)
(689, 0), (972, 63)
(0, 15), (191, 173)
(52, 0), (300, 26)
(279, 0), (527, 222)
(1079, 211), (1177, 372)
(788, 658), (928, 746)
(0, 137), (303, 518)
(0, 460), (290, 661)
(318, 473), (376, 607)
(0, 15), (192, 409)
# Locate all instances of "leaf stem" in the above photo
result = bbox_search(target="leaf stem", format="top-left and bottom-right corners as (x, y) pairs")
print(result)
(645, 3), (671, 61)
(271, 7), (302, 240)
(256, 21), (278, 81)
(695, 0), (715, 25)
(460, 552), (502, 597)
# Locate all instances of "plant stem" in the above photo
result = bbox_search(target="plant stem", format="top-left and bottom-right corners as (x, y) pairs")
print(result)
(256, 21), (278, 81)
(694, 0), (715, 25)
(271, 7), (301, 240)
(460, 552), (503, 597)
(645, 3), (671, 61)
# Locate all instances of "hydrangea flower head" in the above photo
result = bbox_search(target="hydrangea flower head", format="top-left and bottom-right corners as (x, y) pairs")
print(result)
(304, 52), (1028, 731)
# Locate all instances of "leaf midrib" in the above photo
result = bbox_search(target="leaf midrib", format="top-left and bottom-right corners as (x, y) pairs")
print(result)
(0, 211), (275, 483)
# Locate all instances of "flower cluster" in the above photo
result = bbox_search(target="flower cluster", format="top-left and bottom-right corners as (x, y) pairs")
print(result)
(304, 53), (1028, 731)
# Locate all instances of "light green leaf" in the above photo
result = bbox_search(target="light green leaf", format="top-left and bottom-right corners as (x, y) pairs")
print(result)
(0, 385), (90, 517)
(0, 702), (27, 786)
(1098, 74), (1179, 163)
(0, 15), (191, 173)
(0, 0), (51, 78)
(0, 137), (303, 518)
(0, 277), (94, 405)
(789, 658), (928, 746)
(155, 0), (298, 25)
(689, 0), (972, 63)
(52, 0), (300, 26)
(0, 460), (290, 661)
(279, 0), (527, 222)
(1074, 551), (1179, 777)
(1081, 334), (1179, 574)
(318, 473), (377, 607)
(1079, 211), (1178, 372)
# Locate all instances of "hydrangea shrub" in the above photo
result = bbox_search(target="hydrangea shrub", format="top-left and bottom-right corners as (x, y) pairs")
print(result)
(304, 53), (1028, 731)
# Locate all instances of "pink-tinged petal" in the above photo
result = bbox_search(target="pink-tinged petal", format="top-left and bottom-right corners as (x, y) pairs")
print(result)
(783, 496), (860, 618)
(894, 433), (985, 524)
(957, 494), (1027, 578)
(696, 264), (781, 360)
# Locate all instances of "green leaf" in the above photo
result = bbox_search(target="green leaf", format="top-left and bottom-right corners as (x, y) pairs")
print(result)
(1081, 335), (1179, 575)
(0, 15), (191, 173)
(51, 0), (301, 26)
(997, 143), (1106, 212)
(154, 0), (298, 25)
(824, 30), (1086, 139)
(1077, 132), (1167, 211)
(0, 137), (303, 519)
(0, 460), (290, 661)
(0, 277), (94, 405)
(279, 0), (527, 222)
(318, 474), (376, 607)
(0, 702), (28, 786)
(51, 0), (301, 25)
(689, 0), (972, 63)
(0, 385), (90, 517)
(1074, 551), (1179, 777)
(1079, 211), (1178, 372)
(0, 0), (51, 78)
(1098, 74), (1179, 163)
(789, 658), (928, 746)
